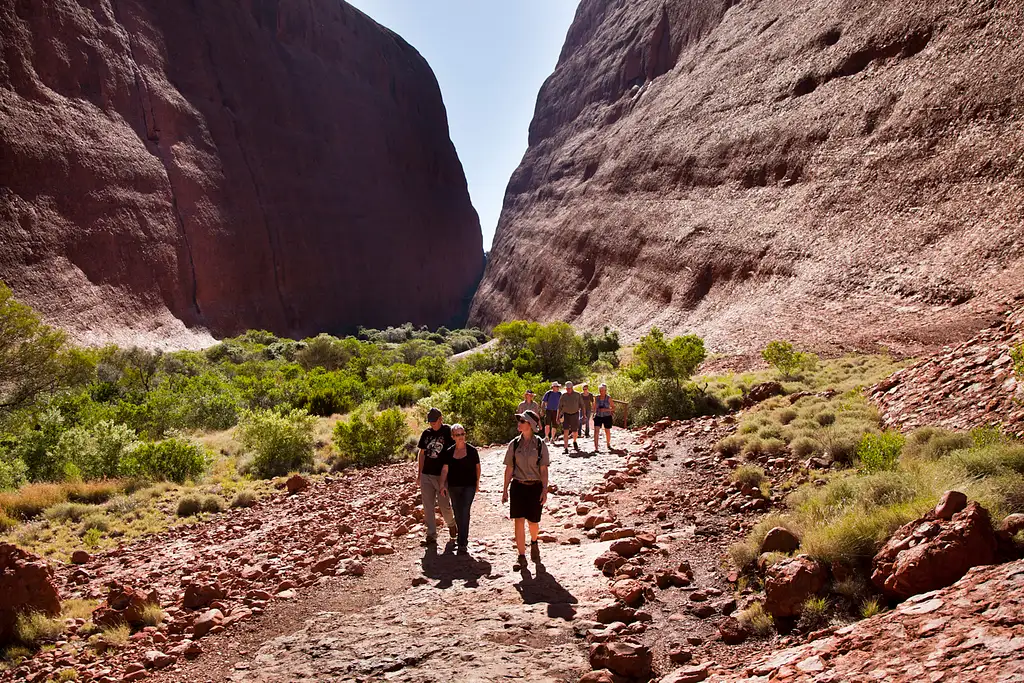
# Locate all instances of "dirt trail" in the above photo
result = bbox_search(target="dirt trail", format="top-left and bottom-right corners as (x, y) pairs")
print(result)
(162, 437), (645, 682)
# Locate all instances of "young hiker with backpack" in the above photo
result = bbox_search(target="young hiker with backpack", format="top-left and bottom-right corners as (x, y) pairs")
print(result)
(501, 409), (550, 571)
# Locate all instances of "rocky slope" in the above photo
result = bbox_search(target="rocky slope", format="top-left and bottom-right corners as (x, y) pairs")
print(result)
(473, 0), (1024, 353)
(0, 0), (482, 347)
(870, 305), (1024, 436)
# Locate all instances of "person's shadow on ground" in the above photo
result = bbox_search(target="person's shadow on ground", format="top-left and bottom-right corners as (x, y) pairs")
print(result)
(514, 546), (578, 620)
(421, 543), (492, 589)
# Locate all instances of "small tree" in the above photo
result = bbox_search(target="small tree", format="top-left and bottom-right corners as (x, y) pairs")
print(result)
(0, 282), (74, 412)
(237, 408), (316, 478)
(857, 431), (905, 473)
(761, 341), (818, 380)
(332, 407), (410, 468)
(631, 328), (706, 386)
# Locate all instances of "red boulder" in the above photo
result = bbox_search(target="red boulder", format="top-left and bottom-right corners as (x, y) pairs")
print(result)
(764, 556), (827, 618)
(872, 501), (997, 600)
(0, 543), (61, 644)
(589, 641), (653, 679)
(92, 583), (159, 628)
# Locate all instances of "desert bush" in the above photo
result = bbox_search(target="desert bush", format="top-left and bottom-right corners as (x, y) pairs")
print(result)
(901, 427), (971, 461)
(776, 408), (798, 425)
(14, 611), (64, 646)
(332, 407), (411, 468)
(737, 603), (773, 636)
(176, 494), (202, 517)
(731, 465), (767, 489)
(790, 436), (818, 458)
(728, 513), (801, 570)
(631, 379), (725, 426)
(860, 598), (883, 619)
(237, 409), (316, 478)
(99, 624), (130, 647)
(78, 512), (110, 535)
(120, 438), (207, 483)
(717, 435), (744, 457)
(200, 495), (224, 513)
(0, 482), (70, 519)
(140, 603), (164, 627)
(61, 599), (99, 620)
(43, 502), (96, 523)
(800, 596), (830, 628)
(857, 431), (905, 472)
(0, 512), (15, 532)
(230, 489), (258, 508)
(761, 340), (818, 380)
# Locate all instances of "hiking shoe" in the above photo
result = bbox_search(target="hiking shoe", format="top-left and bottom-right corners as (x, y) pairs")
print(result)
(456, 545), (468, 556)
(422, 535), (437, 547)
(573, 441), (580, 452)
(513, 554), (528, 571)
(563, 447), (569, 455)
(449, 527), (458, 540)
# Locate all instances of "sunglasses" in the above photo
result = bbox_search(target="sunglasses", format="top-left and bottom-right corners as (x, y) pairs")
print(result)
(453, 432), (466, 436)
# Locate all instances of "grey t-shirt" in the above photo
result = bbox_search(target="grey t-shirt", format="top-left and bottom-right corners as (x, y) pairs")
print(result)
(517, 400), (540, 415)
(504, 435), (550, 482)
(558, 391), (585, 415)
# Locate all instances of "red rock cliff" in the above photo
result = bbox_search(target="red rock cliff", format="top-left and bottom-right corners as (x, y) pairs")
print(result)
(0, 0), (483, 346)
(472, 0), (1024, 353)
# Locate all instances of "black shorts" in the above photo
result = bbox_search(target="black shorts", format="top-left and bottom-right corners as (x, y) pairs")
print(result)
(594, 415), (613, 429)
(562, 413), (580, 432)
(545, 410), (560, 428)
(510, 480), (543, 523)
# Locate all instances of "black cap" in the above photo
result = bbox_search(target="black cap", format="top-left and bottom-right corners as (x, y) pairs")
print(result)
(426, 407), (442, 422)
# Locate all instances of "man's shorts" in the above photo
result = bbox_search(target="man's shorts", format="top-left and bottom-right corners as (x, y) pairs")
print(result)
(594, 415), (613, 429)
(545, 409), (560, 428)
(562, 412), (580, 433)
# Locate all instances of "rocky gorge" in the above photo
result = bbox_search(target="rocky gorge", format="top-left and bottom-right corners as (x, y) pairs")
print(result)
(0, 0), (483, 347)
(473, 0), (1024, 353)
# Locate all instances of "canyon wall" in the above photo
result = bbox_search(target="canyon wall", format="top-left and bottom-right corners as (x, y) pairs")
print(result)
(0, 0), (483, 347)
(473, 0), (1024, 353)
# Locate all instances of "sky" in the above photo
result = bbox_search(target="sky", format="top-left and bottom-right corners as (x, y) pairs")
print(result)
(346, 1), (580, 249)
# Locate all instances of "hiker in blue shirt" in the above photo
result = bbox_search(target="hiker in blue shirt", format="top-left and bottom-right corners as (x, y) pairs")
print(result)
(540, 382), (562, 443)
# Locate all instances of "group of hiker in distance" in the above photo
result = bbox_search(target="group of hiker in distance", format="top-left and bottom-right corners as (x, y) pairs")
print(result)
(416, 382), (616, 570)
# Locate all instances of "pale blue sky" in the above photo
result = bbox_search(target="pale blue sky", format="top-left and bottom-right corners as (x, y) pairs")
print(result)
(346, 1), (580, 249)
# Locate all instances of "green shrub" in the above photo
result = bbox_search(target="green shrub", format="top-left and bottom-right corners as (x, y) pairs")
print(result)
(629, 328), (706, 381)
(790, 436), (818, 458)
(732, 465), (767, 489)
(78, 513), (110, 535)
(82, 527), (102, 548)
(717, 435), (744, 457)
(43, 502), (96, 523)
(237, 409), (316, 478)
(761, 340), (818, 379)
(0, 512), (15, 532)
(631, 379), (725, 426)
(902, 427), (971, 461)
(200, 495), (224, 513)
(444, 370), (536, 443)
(333, 407), (411, 468)
(176, 495), (202, 517)
(120, 438), (207, 483)
(801, 596), (829, 627)
(737, 603), (773, 636)
(857, 431), (905, 473)
(860, 598), (883, 619)
(230, 489), (258, 508)
(14, 611), (64, 646)
(0, 452), (27, 491)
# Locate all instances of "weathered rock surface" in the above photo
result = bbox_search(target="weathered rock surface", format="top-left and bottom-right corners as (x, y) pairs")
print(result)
(763, 556), (827, 619)
(0, 0), (482, 347)
(871, 500), (998, 601)
(870, 307), (1024, 436)
(472, 0), (1024, 352)
(710, 560), (1024, 681)
(0, 543), (61, 645)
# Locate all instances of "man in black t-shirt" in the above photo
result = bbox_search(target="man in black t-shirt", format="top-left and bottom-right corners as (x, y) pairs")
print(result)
(417, 407), (456, 543)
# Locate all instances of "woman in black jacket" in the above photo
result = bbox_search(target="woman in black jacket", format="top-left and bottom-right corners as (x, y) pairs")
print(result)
(440, 423), (481, 555)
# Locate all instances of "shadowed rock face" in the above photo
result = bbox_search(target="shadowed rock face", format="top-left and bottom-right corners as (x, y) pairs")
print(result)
(0, 0), (483, 347)
(473, 0), (1024, 353)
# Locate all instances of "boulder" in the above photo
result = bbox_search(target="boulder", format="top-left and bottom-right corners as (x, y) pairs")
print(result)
(659, 663), (711, 683)
(595, 551), (627, 573)
(871, 501), (998, 600)
(71, 550), (91, 565)
(595, 600), (638, 625)
(760, 527), (800, 554)
(143, 649), (176, 670)
(579, 670), (617, 683)
(192, 609), (224, 639)
(610, 579), (647, 608)
(764, 556), (827, 618)
(589, 641), (653, 679)
(718, 616), (750, 644)
(0, 543), (61, 644)
(746, 382), (785, 406)
(92, 584), (159, 628)
(609, 538), (643, 558)
(183, 581), (226, 610)
(1000, 513), (1024, 536)
(286, 475), (310, 494)
(933, 490), (968, 520)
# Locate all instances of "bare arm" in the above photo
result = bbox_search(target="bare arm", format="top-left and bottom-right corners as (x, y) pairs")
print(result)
(502, 464), (513, 503)
(475, 463), (482, 491)
(417, 449), (424, 475)
(540, 465), (549, 506)
(440, 463), (449, 494)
